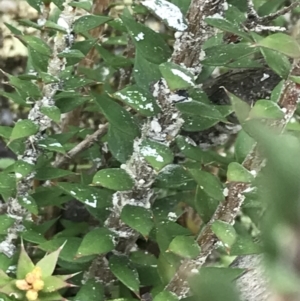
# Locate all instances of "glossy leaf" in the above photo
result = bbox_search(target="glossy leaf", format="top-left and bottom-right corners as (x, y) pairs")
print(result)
(93, 168), (134, 191)
(10, 120), (39, 141)
(140, 139), (174, 171)
(188, 169), (224, 201)
(76, 228), (115, 257)
(73, 15), (111, 33)
(114, 84), (160, 116)
(159, 62), (195, 90)
(211, 220), (237, 249)
(121, 16), (171, 64)
(121, 205), (154, 237)
(168, 235), (200, 258)
(257, 33), (300, 58)
(227, 162), (255, 182)
(109, 255), (140, 292)
(249, 100), (284, 120)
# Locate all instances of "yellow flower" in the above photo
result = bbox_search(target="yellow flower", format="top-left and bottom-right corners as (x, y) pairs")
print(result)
(25, 267), (42, 284)
(32, 279), (44, 291)
(15, 279), (31, 291)
(26, 289), (38, 301)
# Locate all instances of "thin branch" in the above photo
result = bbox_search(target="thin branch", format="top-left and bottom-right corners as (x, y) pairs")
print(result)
(54, 123), (108, 168)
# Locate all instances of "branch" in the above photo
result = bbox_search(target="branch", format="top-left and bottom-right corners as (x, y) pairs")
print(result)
(0, 0), (76, 257)
(84, 0), (226, 286)
(165, 59), (300, 300)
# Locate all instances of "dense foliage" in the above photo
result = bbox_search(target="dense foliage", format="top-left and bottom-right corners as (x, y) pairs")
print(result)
(1, 0), (300, 301)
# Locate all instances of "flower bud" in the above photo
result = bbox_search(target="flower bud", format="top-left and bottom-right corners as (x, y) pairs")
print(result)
(15, 279), (31, 290)
(26, 289), (38, 301)
(25, 272), (35, 284)
(32, 279), (44, 291)
(32, 266), (42, 279)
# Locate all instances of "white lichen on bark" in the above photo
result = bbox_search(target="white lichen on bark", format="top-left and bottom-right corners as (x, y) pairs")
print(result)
(0, 0), (76, 257)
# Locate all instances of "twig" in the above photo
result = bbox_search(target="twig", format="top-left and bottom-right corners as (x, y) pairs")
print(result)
(54, 123), (108, 168)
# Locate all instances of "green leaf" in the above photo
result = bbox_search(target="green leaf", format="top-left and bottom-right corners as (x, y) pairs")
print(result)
(234, 130), (255, 163)
(107, 125), (135, 163)
(230, 235), (261, 255)
(134, 50), (161, 90)
(44, 20), (67, 33)
(211, 220), (237, 249)
(121, 205), (154, 237)
(190, 267), (241, 301)
(36, 241), (66, 277)
(57, 49), (85, 60)
(141, 0), (187, 31)
(156, 221), (191, 252)
(6, 74), (41, 99)
(257, 33), (300, 58)
(154, 164), (195, 190)
(10, 120), (39, 141)
(205, 17), (250, 40)
(109, 255), (140, 292)
(0, 270), (11, 287)
(26, 0), (43, 12)
(0, 216), (15, 235)
(140, 139), (174, 171)
(195, 186), (219, 224)
(94, 93), (139, 137)
(175, 136), (229, 165)
(43, 275), (69, 292)
(159, 62), (195, 90)
(22, 229), (47, 244)
(114, 84), (160, 116)
(93, 168), (134, 191)
(38, 237), (95, 264)
(96, 45), (132, 68)
(0, 158), (15, 170)
(0, 126), (12, 139)
(176, 101), (227, 122)
(226, 90), (251, 123)
(121, 16), (171, 64)
(17, 240), (35, 279)
(75, 279), (104, 301)
(18, 195), (38, 215)
(168, 236), (200, 259)
(69, 1), (93, 11)
(5, 22), (23, 35)
(249, 100), (284, 120)
(20, 35), (52, 56)
(37, 138), (66, 154)
(35, 167), (73, 180)
(203, 43), (256, 66)
(73, 15), (111, 33)
(14, 160), (35, 179)
(76, 228), (115, 257)
(227, 162), (255, 182)
(153, 291), (179, 301)
(0, 173), (16, 198)
(188, 169), (224, 201)
(260, 48), (291, 79)
(57, 182), (113, 209)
